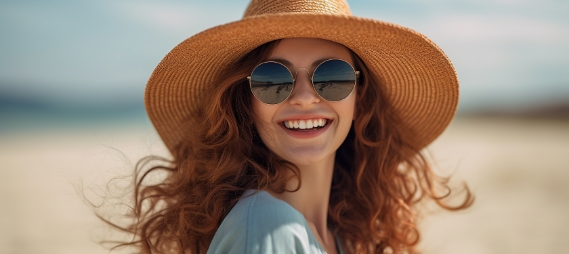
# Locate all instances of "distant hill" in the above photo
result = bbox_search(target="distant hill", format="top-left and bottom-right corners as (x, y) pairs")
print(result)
(462, 100), (569, 119)
(0, 91), (144, 116)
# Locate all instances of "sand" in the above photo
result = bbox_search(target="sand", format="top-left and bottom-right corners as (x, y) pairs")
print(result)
(1, 117), (568, 253)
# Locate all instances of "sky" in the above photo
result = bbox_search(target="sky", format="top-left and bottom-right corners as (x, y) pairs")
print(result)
(1, 0), (568, 113)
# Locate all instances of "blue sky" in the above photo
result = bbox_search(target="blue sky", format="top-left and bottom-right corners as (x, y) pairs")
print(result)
(1, 0), (568, 112)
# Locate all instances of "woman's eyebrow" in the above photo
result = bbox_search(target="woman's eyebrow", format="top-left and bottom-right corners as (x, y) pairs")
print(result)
(266, 58), (331, 69)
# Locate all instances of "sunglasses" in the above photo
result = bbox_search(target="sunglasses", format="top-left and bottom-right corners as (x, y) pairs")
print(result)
(247, 59), (359, 104)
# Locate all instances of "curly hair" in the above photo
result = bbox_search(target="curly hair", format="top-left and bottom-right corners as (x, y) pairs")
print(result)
(102, 40), (473, 254)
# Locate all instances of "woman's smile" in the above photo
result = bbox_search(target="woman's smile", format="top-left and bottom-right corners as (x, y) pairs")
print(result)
(282, 118), (329, 131)
(279, 117), (333, 139)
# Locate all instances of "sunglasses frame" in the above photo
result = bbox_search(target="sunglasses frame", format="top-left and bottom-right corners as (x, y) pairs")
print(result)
(247, 59), (360, 105)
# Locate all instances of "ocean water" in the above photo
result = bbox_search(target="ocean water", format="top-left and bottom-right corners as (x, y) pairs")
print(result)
(1, 112), (568, 253)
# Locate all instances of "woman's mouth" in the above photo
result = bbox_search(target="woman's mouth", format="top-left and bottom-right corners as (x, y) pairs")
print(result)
(282, 118), (329, 131)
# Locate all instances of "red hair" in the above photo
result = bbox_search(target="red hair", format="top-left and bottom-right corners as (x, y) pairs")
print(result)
(100, 40), (472, 253)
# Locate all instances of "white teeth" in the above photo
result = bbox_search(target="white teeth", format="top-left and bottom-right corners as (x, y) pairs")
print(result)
(306, 119), (313, 129)
(284, 119), (328, 130)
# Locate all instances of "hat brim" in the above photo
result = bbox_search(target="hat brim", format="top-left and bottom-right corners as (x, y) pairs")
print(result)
(145, 13), (458, 154)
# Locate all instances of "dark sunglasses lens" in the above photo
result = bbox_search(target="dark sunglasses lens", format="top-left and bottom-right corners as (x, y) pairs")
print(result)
(312, 60), (356, 101)
(250, 62), (293, 104)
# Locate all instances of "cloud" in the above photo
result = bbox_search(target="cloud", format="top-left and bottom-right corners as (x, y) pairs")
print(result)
(105, 0), (245, 34)
(423, 13), (569, 46)
(109, 1), (198, 33)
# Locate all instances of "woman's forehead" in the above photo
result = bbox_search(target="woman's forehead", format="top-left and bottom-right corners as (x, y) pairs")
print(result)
(267, 38), (354, 67)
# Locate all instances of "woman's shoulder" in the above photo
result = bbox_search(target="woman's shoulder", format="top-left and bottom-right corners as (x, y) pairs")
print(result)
(207, 190), (325, 254)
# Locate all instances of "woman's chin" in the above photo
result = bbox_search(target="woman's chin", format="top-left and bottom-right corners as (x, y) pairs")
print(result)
(279, 147), (336, 168)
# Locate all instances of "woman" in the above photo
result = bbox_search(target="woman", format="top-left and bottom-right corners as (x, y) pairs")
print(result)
(111, 0), (473, 253)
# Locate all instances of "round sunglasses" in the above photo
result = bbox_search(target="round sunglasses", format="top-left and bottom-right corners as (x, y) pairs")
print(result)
(247, 59), (359, 104)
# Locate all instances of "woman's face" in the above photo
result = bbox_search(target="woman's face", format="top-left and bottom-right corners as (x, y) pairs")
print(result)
(252, 38), (356, 167)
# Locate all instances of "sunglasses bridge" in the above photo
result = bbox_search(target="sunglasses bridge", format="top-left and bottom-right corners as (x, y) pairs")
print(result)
(293, 67), (312, 83)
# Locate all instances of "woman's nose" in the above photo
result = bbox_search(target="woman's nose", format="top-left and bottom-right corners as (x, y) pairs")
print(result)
(287, 68), (321, 106)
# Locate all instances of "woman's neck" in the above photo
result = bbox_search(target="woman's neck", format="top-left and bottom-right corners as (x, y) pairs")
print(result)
(267, 152), (336, 247)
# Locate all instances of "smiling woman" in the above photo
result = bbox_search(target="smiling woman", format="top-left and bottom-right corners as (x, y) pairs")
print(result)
(99, 0), (473, 253)
(252, 39), (356, 168)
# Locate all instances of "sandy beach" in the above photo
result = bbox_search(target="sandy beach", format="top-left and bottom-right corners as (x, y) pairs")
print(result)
(1, 116), (568, 254)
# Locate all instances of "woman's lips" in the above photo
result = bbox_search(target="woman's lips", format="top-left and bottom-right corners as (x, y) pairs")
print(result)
(279, 119), (333, 139)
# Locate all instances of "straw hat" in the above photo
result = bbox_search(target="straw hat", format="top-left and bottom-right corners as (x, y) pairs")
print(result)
(145, 0), (459, 154)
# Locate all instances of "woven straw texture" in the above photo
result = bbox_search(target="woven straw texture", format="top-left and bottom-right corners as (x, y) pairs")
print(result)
(145, 0), (459, 154)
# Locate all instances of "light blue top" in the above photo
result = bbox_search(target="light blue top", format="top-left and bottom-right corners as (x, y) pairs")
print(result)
(207, 190), (345, 254)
